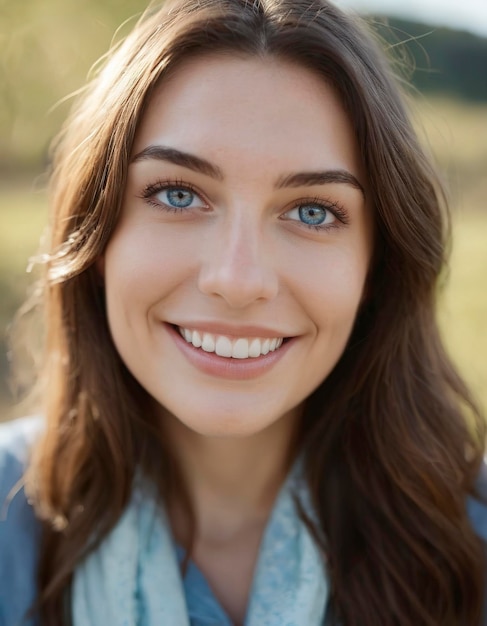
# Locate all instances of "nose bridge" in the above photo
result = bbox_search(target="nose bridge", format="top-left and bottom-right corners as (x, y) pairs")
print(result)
(198, 207), (278, 307)
(226, 210), (261, 268)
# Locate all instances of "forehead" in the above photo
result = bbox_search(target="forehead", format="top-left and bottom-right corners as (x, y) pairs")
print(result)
(133, 53), (363, 180)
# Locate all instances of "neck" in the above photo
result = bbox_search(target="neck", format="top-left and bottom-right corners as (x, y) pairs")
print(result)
(162, 408), (301, 542)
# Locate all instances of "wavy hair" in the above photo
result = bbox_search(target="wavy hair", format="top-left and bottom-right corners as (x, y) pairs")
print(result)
(19, 0), (485, 623)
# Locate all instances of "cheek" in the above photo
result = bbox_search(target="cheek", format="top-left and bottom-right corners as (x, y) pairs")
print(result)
(103, 222), (198, 305)
(284, 244), (370, 323)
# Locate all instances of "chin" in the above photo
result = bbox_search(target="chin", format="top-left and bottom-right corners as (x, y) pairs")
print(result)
(187, 416), (270, 439)
(160, 404), (280, 439)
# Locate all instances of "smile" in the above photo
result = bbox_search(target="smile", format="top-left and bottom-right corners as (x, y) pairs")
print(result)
(178, 326), (284, 359)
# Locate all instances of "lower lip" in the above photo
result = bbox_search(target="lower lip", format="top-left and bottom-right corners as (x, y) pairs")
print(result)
(166, 324), (294, 380)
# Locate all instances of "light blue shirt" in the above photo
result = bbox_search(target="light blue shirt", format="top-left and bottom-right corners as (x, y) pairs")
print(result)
(176, 546), (234, 625)
(0, 417), (238, 626)
(2, 416), (487, 626)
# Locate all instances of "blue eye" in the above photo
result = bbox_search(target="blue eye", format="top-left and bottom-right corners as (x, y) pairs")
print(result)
(141, 181), (207, 212)
(283, 202), (337, 229)
(164, 187), (194, 208)
(298, 204), (328, 225)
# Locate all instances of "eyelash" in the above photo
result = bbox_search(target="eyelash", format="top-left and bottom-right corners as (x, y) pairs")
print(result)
(140, 178), (204, 212)
(139, 179), (350, 231)
(292, 196), (350, 232)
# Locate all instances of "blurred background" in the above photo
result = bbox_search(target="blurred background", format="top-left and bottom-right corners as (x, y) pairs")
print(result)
(0, 0), (486, 420)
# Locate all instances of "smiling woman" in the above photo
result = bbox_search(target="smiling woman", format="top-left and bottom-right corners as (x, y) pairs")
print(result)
(103, 55), (371, 438)
(0, 1), (486, 625)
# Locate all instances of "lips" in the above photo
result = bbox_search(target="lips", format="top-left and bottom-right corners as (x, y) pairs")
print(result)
(178, 326), (285, 359)
(166, 323), (294, 380)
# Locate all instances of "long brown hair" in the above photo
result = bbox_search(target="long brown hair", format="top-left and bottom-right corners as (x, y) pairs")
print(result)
(19, 0), (485, 623)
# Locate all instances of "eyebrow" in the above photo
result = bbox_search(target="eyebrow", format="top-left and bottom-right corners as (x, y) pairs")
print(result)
(276, 170), (365, 197)
(131, 145), (224, 180)
(131, 145), (365, 197)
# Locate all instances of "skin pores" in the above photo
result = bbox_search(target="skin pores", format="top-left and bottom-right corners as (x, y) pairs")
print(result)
(100, 55), (373, 439)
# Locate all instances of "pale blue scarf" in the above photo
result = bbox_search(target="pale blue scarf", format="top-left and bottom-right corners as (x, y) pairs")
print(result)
(72, 466), (329, 625)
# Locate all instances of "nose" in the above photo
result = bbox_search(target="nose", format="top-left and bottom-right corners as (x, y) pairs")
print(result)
(197, 216), (279, 308)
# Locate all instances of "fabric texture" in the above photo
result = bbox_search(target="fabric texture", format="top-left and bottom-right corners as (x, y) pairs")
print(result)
(176, 544), (235, 625)
(0, 416), (43, 626)
(3, 416), (487, 625)
(72, 463), (329, 626)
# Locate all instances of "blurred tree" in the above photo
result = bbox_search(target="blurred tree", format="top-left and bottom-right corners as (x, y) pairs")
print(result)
(0, 0), (142, 174)
(0, 1), (486, 175)
(373, 17), (487, 101)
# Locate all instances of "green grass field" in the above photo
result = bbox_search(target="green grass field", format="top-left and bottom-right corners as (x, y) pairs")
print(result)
(0, 184), (48, 419)
(0, 180), (486, 420)
(439, 211), (487, 412)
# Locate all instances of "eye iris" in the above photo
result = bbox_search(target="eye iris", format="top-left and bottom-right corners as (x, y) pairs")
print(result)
(299, 205), (326, 225)
(167, 188), (193, 208)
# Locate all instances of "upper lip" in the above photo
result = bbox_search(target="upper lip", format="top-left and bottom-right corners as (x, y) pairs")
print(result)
(167, 320), (292, 339)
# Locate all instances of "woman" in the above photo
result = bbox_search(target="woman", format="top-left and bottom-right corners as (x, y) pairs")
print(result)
(1, 0), (486, 624)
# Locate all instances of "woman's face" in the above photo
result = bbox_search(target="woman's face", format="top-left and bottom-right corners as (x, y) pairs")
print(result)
(100, 54), (373, 438)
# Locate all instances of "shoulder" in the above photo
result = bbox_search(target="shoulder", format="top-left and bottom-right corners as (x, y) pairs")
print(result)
(0, 414), (45, 530)
(0, 414), (44, 474)
(0, 415), (44, 515)
(0, 416), (44, 626)
(467, 461), (487, 543)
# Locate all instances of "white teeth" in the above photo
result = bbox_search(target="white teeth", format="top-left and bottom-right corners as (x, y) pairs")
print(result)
(233, 338), (249, 359)
(201, 333), (215, 352)
(192, 330), (202, 348)
(178, 326), (286, 359)
(248, 338), (262, 358)
(215, 335), (232, 357)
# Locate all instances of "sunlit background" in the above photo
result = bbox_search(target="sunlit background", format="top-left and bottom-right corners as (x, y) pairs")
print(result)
(0, 0), (486, 420)
(340, 0), (487, 36)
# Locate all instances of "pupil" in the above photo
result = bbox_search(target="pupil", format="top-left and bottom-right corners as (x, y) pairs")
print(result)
(167, 188), (193, 208)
